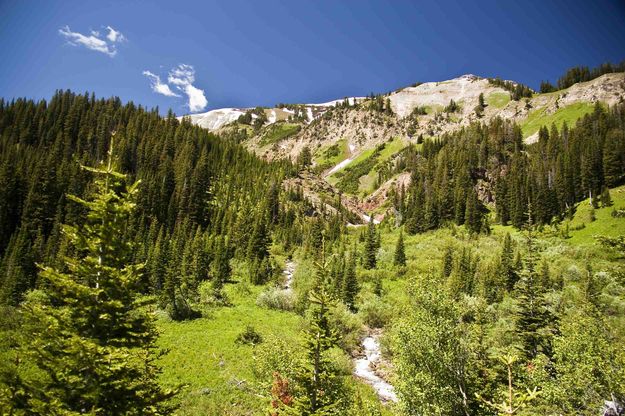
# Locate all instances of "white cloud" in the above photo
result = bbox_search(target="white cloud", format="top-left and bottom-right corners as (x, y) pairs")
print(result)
(168, 64), (208, 112)
(181, 83), (208, 113)
(143, 64), (208, 112)
(142, 71), (180, 97)
(106, 26), (126, 43)
(59, 25), (125, 57)
(167, 64), (196, 86)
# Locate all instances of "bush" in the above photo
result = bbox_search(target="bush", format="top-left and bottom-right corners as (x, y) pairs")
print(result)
(326, 347), (354, 376)
(358, 293), (393, 328)
(235, 325), (263, 346)
(166, 295), (201, 321)
(256, 287), (295, 311)
(252, 334), (301, 382)
(327, 303), (364, 352)
(198, 280), (230, 309)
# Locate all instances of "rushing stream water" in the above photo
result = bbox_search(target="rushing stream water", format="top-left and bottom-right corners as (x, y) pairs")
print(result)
(282, 260), (295, 291)
(353, 332), (398, 403)
(281, 261), (397, 404)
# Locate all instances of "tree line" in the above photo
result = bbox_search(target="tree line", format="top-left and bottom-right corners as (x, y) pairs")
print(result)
(540, 59), (625, 93)
(395, 102), (625, 235)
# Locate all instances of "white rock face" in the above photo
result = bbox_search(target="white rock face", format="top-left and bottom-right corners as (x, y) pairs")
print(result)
(306, 97), (365, 107)
(180, 97), (365, 131)
(180, 108), (247, 130)
(389, 74), (506, 118)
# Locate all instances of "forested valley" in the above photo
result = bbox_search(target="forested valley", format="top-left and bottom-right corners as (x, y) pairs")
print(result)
(1, 90), (625, 415)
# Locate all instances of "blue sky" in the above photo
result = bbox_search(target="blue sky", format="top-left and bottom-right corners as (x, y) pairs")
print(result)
(1, 0), (624, 115)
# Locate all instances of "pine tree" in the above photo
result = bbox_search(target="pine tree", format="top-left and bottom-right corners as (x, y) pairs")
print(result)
(363, 219), (377, 269)
(600, 186), (613, 207)
(210, 235), (232, 300)
(498, 233), (519, 291)
(297, 146), (312, 170)
(292, 261), (348, 414)
(603, 129), (624, 187)
(440, 246), (454, 279)
(247, 212), (270, 263)
(465, 187), (483, 234)
(515, 214), (554, 360)
(16, 140), (175, 414)
(342, 252), (359, 312)
(393, 230), (406, 267)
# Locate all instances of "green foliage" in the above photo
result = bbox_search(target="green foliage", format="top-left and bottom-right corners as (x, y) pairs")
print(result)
(256, 286), (296, 311)
(539, 80), (556, 94)
(444, 99), (460, 113)
(488, 78), (533, 100)
(1, 141), (176, 415)
(341, 252), (359, 311)
(362, 220), (378, 270)
(392, 277), (475, 415)
(314, 139), (349, 172)
(259, 122), (301, 147)
(553, 60), (625, 91)
(547, 306), (625, 413)
(330, 138), (406, 195)
(290, 266), (351, 414)
(235, 325), (264, 346)
(477, 354), (540, 415)
(393, 231), (406, 267)
(297, 146), (313, 170)
(514, 224), (555, 360)
(520, 102), (595, 138)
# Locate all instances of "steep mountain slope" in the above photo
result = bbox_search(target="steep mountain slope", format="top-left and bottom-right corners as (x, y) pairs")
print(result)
(179, 97), (364, 131)
(185, 72), (624, 158)
(182, 72), (625, 222)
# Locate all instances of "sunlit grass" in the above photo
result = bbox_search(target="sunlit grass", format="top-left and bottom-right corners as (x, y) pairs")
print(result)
(520, 102), (595, 138)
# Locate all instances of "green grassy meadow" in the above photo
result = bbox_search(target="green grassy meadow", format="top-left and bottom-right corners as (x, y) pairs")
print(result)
(157, 184), (625, 415)
(314, 138), (349, 171)
(157, 282), (303, 415)
(520, 102), (595, 138)
(259, 122), (301, 147)
(328, 137), (406, 194)
(486, 92), (511, 109)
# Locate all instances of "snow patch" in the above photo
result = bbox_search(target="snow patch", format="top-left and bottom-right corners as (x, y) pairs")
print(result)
(362, 214), (380, 225)
(327, 157), (353, 175)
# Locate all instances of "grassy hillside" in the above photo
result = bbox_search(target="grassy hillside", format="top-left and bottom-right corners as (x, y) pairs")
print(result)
(153, 185), (625, 415)
(486, 91), (511, 109)
(157, 275), (302, 414)
(328, 137), (406, 195)
(259, 122), (301, 147)
(520, 102), (595, 138)
(157, 257), (394, 415)
(314, 138), (349, 171)
(566, 185), (625, 246)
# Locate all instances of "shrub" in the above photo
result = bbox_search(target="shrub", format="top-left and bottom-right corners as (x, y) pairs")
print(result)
(166, 295), (201, 321)
(327, 303), (364, 352)
(252, 334), (301, 382)
(256, 287), (295, 311)
(198, 280), (229, 309)
(358, 294), (393, 328)
(235, 325), (263, 346)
